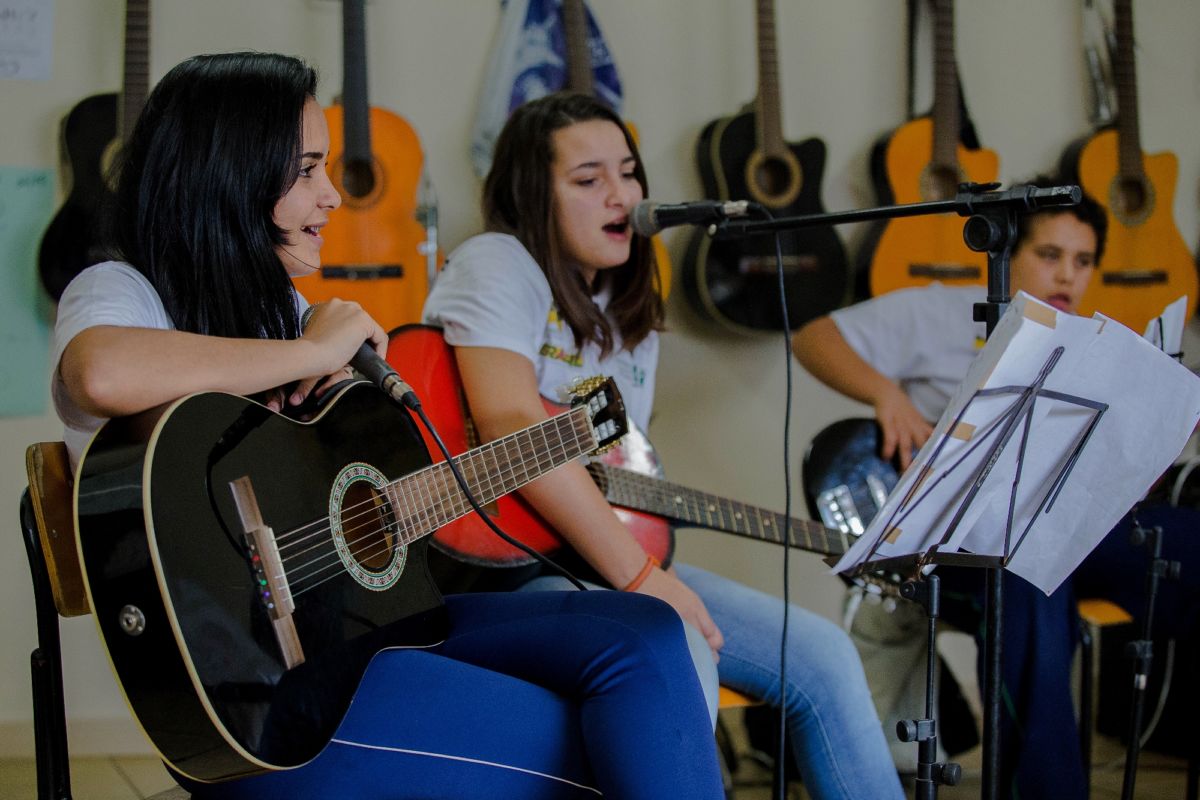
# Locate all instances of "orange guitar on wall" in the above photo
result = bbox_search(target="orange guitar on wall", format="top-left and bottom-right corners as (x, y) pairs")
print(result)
(291, 0), (440, 329)
(1060, 0), (1197, 332)
(859, 0), (999, 298)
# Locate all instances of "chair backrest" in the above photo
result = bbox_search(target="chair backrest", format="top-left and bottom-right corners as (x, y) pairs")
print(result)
(25, 442), (89, 617)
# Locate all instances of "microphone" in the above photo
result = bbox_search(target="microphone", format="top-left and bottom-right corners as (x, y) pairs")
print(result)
(630, 199), (752, 236)
(300, 306), (419, 409)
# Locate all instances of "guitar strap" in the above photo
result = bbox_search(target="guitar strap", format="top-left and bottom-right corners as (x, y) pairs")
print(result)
(907, 0), (983, 149)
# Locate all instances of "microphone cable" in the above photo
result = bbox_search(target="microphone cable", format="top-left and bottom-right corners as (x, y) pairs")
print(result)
(380, 377), (590, 592)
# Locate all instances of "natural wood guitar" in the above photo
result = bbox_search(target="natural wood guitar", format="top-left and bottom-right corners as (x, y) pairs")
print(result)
(74, 378), (625, 781)
(38, 0), (149, 301)
(1060, 0), (1197, 332)
(681, 0), (849, 332)
(859, 0), (998, 298)
(386, 325), (853, 570)
(291, 0), (439, 329)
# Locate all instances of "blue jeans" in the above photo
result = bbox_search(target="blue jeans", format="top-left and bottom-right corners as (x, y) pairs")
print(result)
(181, 590), (723, 800)
(524, 565), (904, 800)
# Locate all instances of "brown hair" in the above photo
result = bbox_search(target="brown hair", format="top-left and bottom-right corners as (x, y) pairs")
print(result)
(482, 92), (663, 358)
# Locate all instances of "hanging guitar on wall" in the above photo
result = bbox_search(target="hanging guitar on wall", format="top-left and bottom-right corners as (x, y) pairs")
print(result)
(681, 0), (848, 333)
(560, 0), (671, 298)
(291, 0), (441, 330)
(857, 0), (998, 299)
(1060, 0), (1197, 332)
(38, 0), (150, 301)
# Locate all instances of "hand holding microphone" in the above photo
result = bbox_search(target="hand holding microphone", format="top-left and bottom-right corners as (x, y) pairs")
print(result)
(300, 301), (418, 409)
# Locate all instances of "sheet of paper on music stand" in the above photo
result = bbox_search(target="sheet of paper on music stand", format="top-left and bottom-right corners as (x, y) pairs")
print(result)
(833, 292), (1200, 594)
(1142, 295), (1187, 355)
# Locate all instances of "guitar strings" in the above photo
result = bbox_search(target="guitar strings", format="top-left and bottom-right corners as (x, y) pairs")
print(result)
(596, 467), (843, 551)
(261, 418), (596, 597)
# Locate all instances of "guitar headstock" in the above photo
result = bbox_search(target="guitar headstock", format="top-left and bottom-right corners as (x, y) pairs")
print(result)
(565, 376), (627, 454)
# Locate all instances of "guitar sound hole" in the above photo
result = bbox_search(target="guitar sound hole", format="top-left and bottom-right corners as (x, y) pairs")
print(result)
(342, 158), (377, 199)
(1117, 178), (1146, 217)
(339, 482), (396, 570)
(754, 156), (794, 197)
(926, 166), (959, 201)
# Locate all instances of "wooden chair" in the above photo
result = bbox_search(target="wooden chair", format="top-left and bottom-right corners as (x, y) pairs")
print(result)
(21, 442), (188, 800)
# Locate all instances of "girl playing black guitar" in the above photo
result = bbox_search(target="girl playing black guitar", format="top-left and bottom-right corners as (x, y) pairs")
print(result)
(52, 51), (722, 799)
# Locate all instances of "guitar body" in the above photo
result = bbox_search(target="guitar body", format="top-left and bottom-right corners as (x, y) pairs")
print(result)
(291, 104), (432, 329)
(75, 384), (446, 781)
(1061, 128), (1198, 332)
(801, 418), (898, 532)
(385, 325), (673, 570)
(39, 92), (118, 300)
(861, 117), (999, 298)
(683, 109), (849, 331)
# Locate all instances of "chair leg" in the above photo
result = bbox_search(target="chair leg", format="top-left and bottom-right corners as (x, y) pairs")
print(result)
(22, 492), (73, 800)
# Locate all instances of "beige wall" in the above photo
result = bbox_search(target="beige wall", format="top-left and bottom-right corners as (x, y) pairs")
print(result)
(2, 0), (1198, 755)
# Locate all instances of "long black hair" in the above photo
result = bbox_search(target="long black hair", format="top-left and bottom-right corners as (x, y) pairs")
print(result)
(483, 91), (663, 358)
(107, 51), (318, 341)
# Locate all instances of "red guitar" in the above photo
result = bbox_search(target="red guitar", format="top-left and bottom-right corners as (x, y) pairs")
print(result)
(386, 325), (852, 569)
(291, 0), (439, 329)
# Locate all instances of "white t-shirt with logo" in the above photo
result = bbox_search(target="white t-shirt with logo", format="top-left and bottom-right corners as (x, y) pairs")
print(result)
(422, 233), (658, 431)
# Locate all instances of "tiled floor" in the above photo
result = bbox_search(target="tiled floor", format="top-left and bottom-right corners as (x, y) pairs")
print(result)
(725, 722), (1193, 800)
(1, 733), (1191, 799)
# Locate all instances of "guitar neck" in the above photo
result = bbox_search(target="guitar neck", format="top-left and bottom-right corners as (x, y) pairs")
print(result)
(562, 0), (594, 94)
(342, 0), (373, 165)
(589, 463), (849, 556)
(754, 0), (786, 157)
(385, 406), (597, 539)
(930, 0), (960, 172)
(1112, 0), (1144, 181)
(121, 0), (151, 141)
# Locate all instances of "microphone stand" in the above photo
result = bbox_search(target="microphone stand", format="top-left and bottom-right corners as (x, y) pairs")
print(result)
(717, 181), (1083, 800)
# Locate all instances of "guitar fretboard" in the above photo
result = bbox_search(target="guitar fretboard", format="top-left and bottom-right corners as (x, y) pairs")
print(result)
(930, 0), (960, 177)
(121, 0), (150, 141)
(755, 0), (786, 157)
(588, 463), (849, 556)
(1112, 0), (1145, 182)
(384, 406), (596, 542)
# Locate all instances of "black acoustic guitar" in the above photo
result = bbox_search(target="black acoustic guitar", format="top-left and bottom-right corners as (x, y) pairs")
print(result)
(38, 0), (150, 301)
(682, 0), (848, 333)
(74, 379), (625, 782)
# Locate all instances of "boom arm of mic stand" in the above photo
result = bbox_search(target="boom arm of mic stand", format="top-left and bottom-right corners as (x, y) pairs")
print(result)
(710, 183), (1082, 239)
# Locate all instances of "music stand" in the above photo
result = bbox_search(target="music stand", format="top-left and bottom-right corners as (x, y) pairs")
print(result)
(844, 340), (1107, 799)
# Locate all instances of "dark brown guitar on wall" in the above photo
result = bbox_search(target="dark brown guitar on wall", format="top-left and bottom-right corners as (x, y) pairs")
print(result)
(682, 0), (848, 333)
(38, 0), (150, 301)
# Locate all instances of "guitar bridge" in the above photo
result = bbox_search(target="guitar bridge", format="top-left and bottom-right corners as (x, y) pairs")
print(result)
(1101, 269), (1166, 286)
(229, 476), (305, 670)
(320, 264), (405, 280)
(908, 263), (981, 280)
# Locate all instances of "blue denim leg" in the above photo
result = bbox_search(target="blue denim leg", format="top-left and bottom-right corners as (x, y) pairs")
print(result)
(673, 563), (904, 800)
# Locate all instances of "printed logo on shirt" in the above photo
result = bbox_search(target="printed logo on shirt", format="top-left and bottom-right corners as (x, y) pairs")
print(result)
(628, 363), (646, 387)
(974, 336), (986, 350)
(540, 342), (584, 367)
(547, 307), (565, 330)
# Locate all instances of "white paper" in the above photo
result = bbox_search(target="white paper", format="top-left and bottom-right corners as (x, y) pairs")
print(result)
(1142, 295), (1187, 356)
(834, 292), (1200, 594)
(0, 0), (53, 80)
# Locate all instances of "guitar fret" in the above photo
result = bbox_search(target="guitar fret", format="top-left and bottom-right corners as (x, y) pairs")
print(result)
(930, 0), (960, 173)
(1112, 0), (1144, 180)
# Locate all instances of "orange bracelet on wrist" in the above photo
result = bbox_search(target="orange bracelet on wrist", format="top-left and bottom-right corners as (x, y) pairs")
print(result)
(621, 555), (660, 592)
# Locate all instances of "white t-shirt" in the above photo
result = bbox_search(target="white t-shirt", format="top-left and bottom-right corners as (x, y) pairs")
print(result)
(52, 262), (176, 466)
(52, 261), (309, 467)
(830, 283), (987, 422)
(422, 233), (658, 431)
